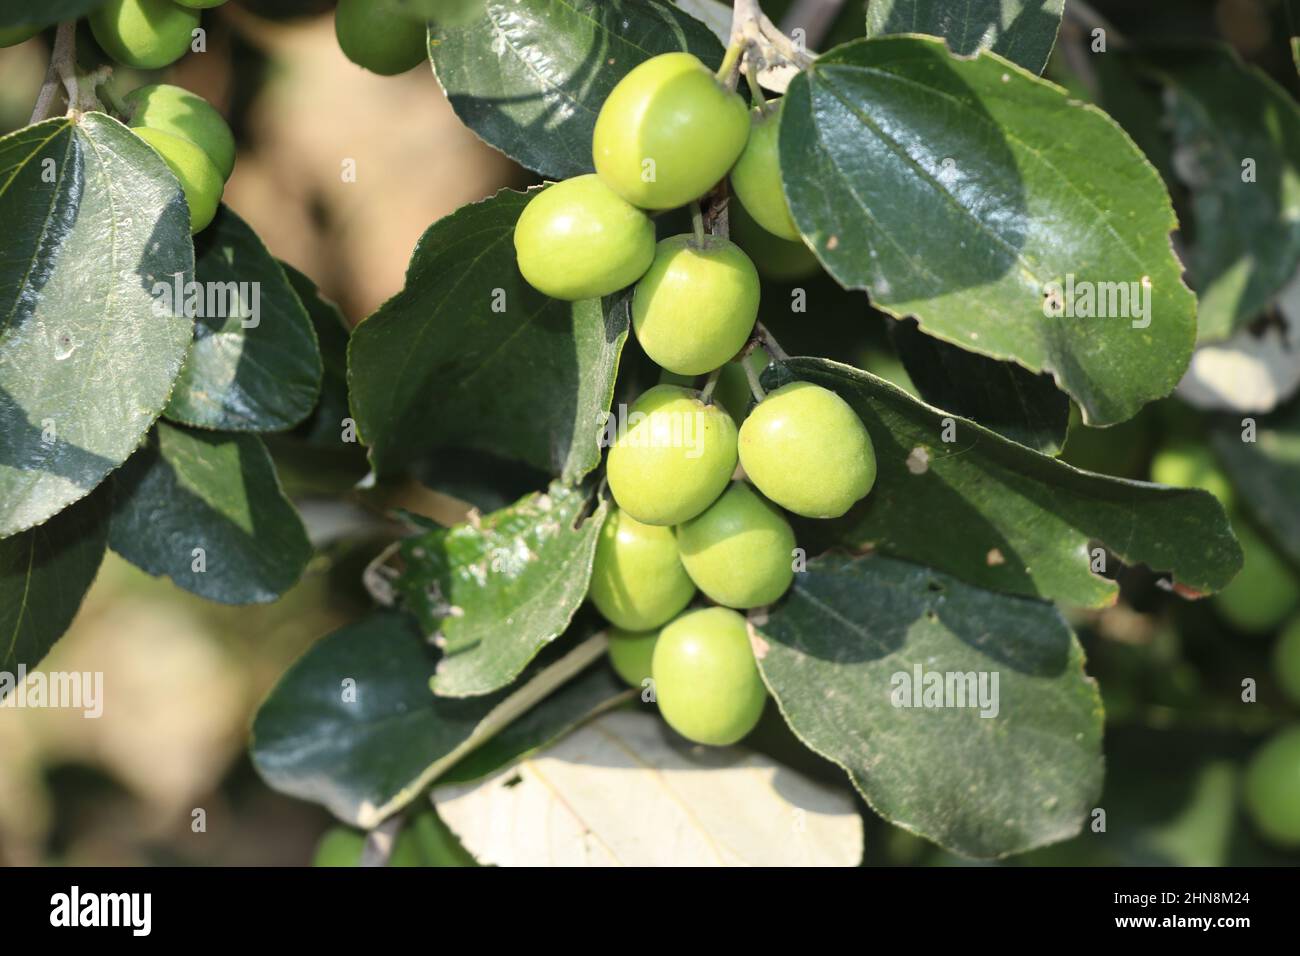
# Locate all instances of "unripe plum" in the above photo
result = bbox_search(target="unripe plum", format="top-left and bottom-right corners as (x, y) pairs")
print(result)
(652, 607), (766, 746)
(730, 99), (800, 240)
(588, 508), (695, 631)
(676, 482), (795, 609)
(133, 126), (224, 234)
(89, 0), (199, 70)
(739, 381), (876, 518)
(514, 175), (656, 301)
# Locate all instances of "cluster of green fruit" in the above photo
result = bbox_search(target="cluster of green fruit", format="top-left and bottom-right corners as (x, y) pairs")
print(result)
(123, 83), (235, 234)
(511, 52), (878, 748)
(335, 0), (429, 76)
(1149, 441), (1300, 848)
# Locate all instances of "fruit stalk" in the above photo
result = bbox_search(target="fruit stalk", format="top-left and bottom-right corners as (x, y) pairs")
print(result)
(29, 22), (77, 123)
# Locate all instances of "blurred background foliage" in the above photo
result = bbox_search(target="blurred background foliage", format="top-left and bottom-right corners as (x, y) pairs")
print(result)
(1, 0), (1299, 866)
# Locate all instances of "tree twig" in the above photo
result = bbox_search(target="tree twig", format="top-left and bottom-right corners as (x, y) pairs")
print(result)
(29, 22), (76, 124)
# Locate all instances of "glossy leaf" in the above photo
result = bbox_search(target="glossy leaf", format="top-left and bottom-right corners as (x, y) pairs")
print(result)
(434, 710), (864, 866)
(1129, 45), (1300, 342)
(0, 1), (103, 29)
(889, 318), (1069, 455)
(164, 207), (322, 432)
(777, 357), (1241, 607)
(393, 483), (608, 697)
(108, 422), (312, 604)
(0, 490), (108, 673)
(756, 552), (1104, 858)
(0, 114), (193, 537)
(348, 188), (629, 482)
(780, 36), (1196, 426)
(283, 264), (353, 449)
(251, 615), (628, 827)
(865, 0), (1065, 74)
(429, 0), (723, 179)
(1212, 401), (1300, 568)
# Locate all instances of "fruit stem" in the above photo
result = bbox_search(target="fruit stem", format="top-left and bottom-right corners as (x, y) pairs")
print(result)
(745, 64), (767, 107)
(715, 40), (745, 89)
(743, 358), (768, 402)
(690, 200), (707, 246)
(754, 321), (791, 361)
(700, 367), (723, 404)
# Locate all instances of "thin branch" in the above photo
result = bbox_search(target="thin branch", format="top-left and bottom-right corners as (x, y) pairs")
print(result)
(699, 367), (723, 403)
(754, 321), (790, 361)
(29, 22), (76, 124)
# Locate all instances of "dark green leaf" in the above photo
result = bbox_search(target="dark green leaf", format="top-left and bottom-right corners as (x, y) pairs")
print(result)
(1212, 401), (1300, 568)
(780, 36), (1196, 426)
(0, 1), (104, 29)
(779, 357), (1241, 606)
(889, 318), (1069, 454)
(1128, 45), (1300, 342)
(0, 490), (108, 673)
(282, 263), (353, 449)
(164, 207), (322, 432)
(0, 114), (193, 537)
(756, 552), (1103, 858)
(251, 613), (625, 826)
(348, 188), (629, 482)
(865, 0), (1064, 74)
(394, 483), (607, 697)
(429, 0), (723, 179)
(108, 421), (311, 604)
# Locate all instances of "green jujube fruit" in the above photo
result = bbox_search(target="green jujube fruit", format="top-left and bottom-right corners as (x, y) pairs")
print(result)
(1275, 616), (1300, 705)
(632, 234), (760, 376)
(126, 83), (236, 181)
(652, 607), (767, 746)
(1243, 725), (1300, 847)
(1214, 522), (1300, 633)
(335, 0), (428, 75)
(730, 100), (800, 240)
(133, 126), (224, 234)
(514, 175), (656, 300)
(0, 24), (41, 47)
(739, 381), (877, 519)
(607, 627), (659, 688)
(676, 482), (795, 609)
(592, 52), (750, 210)
(588, 508), (695, 631)
(1149, 440), (1234, 509)
(90, 0), (199, 70)
(607, 384), (738, 526)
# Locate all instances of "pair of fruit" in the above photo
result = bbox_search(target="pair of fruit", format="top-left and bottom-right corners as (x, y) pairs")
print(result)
(607, 608), (767, 749)
(606, 380), (876, 527)
(1149, 442), (1300, 633)
(335, 0), (428, 76)
(126, 84), (235, 234)
(89, 0), (224, 71)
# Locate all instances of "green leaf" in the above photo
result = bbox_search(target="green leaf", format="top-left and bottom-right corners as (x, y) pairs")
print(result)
(429, 0), (723, 179)
(108, 421), (311, 604)
(778, 357), (1241, 606)
(1212, 401), (1300, 568)
(393, 483), (608, 697)
(0, 490), (108, 673)
(756, 552), (1104, 858)
(0, 1), (104, 29)
(865, 0), (1065, 74)
(780, 36), (1196, 427)
(889, 318), (1069, 455)
(282, 263), (352, 449)
(250, 614), (628, 827)
(0, 114), (193, 537)
(163, 207), (322, 432)
(348, 188), (629, 482)
(1128, 45), (1300, 343)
